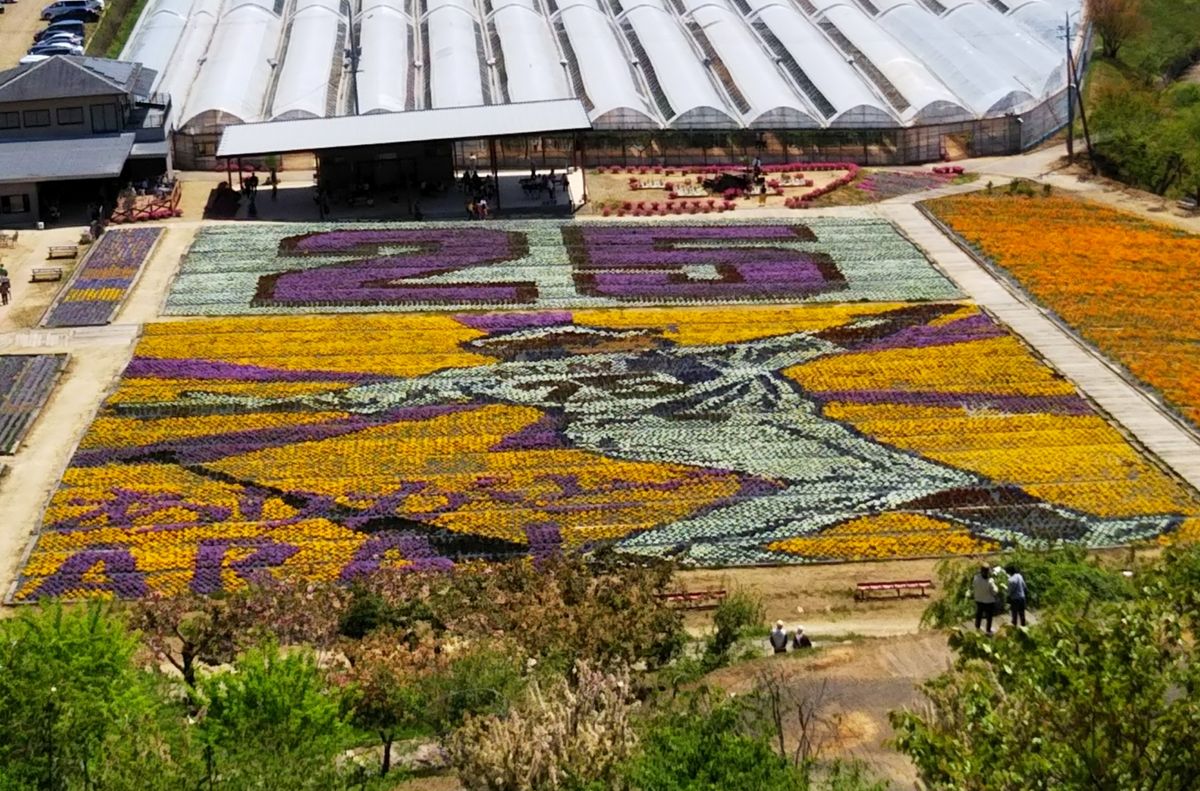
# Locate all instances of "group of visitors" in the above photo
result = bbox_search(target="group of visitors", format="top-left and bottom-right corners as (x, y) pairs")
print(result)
(768, 620), (813, 654)
(972, 565), (1029, 635)
(462, 170), (496, 219)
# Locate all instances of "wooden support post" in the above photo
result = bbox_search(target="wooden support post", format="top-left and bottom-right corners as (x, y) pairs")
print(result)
(489, 137), (500, 213)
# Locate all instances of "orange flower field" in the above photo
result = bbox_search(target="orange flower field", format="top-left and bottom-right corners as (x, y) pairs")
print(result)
(924, 193), (1200, 429)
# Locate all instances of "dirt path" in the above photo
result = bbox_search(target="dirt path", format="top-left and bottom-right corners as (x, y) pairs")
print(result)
(706, 631), (953, 789)
(678, 559), (938, 638)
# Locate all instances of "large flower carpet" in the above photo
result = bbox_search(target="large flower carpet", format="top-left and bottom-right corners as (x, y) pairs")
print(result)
(163, 220), (960, 314)
(14, 303), (1200, 599)
(43, 228), (163, 328)
(924, 193), (1200, 430)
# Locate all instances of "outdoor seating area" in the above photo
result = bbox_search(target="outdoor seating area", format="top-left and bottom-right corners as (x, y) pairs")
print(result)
(109, 181), (182, 224)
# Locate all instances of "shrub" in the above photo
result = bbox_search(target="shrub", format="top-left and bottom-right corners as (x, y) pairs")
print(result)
(448, 662), (638, 791)
(704, 589), (765, 667)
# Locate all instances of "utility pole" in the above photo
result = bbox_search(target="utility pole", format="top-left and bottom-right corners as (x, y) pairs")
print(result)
(1067, 42), (1097, 174)
(1065, 14), (1074, 163)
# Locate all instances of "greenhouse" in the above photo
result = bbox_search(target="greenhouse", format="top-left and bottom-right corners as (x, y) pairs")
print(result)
(118, 0), (1085, 165)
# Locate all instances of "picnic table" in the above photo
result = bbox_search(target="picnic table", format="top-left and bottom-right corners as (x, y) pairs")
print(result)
(658, 589), (728, 610)
(854, 579), (934, 601)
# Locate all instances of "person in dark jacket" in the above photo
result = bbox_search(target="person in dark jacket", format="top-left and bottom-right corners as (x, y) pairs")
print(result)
(1006, 565), (1029, 627)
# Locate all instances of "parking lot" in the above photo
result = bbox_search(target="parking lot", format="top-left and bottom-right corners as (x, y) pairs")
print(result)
(0, 0), (54, 68)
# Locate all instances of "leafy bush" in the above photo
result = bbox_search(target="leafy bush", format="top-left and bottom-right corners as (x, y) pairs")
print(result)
(198, 642), (354, 789)
(623, 697), (807, 791)
(922, 546), (1133, 628)
(704, 588), (766, 667)
(0, 602), (168, 790)
(894, 588), (1200, 789)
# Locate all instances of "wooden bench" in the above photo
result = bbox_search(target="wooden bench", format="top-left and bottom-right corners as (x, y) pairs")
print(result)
(46, 245), (78, 260)
(658, 589), (728, 610)
(854, 579), (934, 601)
(30, 267), (63, 283)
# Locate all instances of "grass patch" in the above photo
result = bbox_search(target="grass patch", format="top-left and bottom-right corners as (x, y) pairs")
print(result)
(85, 0), (151, 58)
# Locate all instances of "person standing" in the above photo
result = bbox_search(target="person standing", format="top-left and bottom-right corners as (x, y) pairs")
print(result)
(1006, 565), (1029, 627)
(973, 565), (998, 635)
(769, 620), (788, 654)
(0, 264), (10, 306)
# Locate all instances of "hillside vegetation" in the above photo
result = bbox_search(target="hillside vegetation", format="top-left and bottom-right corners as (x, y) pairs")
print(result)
(1085, 0), (1200, 200)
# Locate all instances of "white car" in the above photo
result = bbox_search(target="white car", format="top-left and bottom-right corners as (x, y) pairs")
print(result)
(35, 31), (83, 46)
(18, 54), (50, 65)
(28, 41), (85, 56)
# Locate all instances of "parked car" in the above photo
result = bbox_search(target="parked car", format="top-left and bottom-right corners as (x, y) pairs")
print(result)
(28, 42), (85, 56)
(34, 19), (86, 42)
(41, 0), (102, 21)
(18, 54), (51, 65)
(39, 5), (99, 21)
(34, 31), (84, 47)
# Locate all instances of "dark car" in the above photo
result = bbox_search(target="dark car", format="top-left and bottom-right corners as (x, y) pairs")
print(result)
(41, 0), (101, 21)
(39, 6), (99, 21)
(34, 19), (85, 42)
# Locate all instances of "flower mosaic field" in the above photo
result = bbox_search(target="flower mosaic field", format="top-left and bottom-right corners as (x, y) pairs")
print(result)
(924, 193), (1200, 429)
(43, 228), (162, 328)
(163, 220), (960, 315)
(15, 304), (1200, 600)
(0, 355), (67, 454)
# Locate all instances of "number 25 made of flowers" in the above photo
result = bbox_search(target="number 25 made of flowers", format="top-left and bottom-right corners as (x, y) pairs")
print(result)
(163, 220), (961, 316)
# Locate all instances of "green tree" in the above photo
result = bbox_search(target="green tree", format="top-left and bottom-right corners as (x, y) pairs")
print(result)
(1087, 0), (1146, 58)
(892, 594), (1200, 789)
(0, 602), (169, 791)
(197, 642), (353, 790)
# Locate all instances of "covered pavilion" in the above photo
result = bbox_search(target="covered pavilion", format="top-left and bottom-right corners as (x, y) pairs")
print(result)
(215, 99), (593, 216)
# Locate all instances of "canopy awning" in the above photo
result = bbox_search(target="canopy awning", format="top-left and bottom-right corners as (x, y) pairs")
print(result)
(217, 99), (592, 158)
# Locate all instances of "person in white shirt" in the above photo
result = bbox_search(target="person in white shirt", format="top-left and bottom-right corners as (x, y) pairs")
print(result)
(769, 620), (788, 654)
(973, 565), (998, 635)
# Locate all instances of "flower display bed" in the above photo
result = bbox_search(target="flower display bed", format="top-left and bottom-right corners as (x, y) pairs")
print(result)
(0, 355), (67, 454)
(855, 171), (956, 200)
(923, 193), (1200, 431)
(164, 219), (960, 315)
(42, 228), (164, 328)
(14, 305), (1199, 599)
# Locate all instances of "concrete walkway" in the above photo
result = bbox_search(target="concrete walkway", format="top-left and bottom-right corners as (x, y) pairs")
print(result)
(881, 201), (1200, 489)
